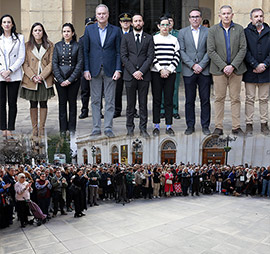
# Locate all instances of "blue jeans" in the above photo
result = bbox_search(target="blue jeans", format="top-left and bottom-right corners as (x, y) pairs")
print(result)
(261, 179), (270, 196)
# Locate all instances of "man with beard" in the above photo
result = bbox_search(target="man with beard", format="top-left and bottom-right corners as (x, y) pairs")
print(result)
(120, 14), (154, 138)
(243, 8), (270, 135)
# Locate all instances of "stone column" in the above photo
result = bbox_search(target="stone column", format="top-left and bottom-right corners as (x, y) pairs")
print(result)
(21, 0), (73, 43)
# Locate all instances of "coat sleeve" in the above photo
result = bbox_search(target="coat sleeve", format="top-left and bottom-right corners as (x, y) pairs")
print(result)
(231, 27), (247, 70)
(115, 27), (122, 72)
(40, 43), (54, 80)
(139, 36), (155, 75)
(83, 27), (90, 72)
(207, 27), (227, 71)
(9, 35), (25, 72)
(52, 44), (64, 84)
(67, 43), (83, 83)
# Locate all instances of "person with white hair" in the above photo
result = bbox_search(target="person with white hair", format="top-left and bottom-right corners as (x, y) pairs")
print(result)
(14, 173), (32, 227)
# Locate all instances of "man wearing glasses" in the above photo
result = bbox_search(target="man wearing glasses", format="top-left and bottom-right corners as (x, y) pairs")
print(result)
(178, 9), (211, 135)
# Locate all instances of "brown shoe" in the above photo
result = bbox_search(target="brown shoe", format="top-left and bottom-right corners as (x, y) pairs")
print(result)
(261, 123), (270, 135)
(245, 124), (253, 135)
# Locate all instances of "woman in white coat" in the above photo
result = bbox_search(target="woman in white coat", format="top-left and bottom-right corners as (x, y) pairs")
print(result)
(0, 14), (25, 139)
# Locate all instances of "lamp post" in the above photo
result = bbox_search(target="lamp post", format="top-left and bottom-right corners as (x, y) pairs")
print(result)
(91, 145), (96, 164)
(218, 135), (237, 165)
(132, 138), (142, 164)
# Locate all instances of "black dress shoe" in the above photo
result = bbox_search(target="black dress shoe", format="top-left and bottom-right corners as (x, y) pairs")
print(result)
(173, 113), (181, 119)
(79, 113), (88, 119)
(74, 213), (82, 218)
(166, 128), (175, 136)
(90, 131), (101, 136)
(202, 127), (211, 135)
(153, 128), (160, 136)
(212, 128), (223, 136)
(127, 130), (134, 137)
(184, 127), (195, 135)
(94, 203), (99, 206)
(140, 130), (150, 139)
(113, 112), (121, 118)
(134, 113), (139, 118)
(232, 127), (244, 136)
(104, 130), (115, 138)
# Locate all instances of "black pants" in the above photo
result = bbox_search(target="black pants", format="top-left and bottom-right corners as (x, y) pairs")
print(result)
(37, 197), (50, 215)
(151, 72), (175, 125)
(126, 79), (149, 131)
(73, 192), (83, 215)
(80, 76), (90, 115)
(115, 76), (124, 114)
(0, 81), (20, 130)
(183, 74), (211, 128)
(56, 79), (80, 132)
(16, 200), (29, 226)
(52, 191), (65, 215)
(192, 183), (199, 195)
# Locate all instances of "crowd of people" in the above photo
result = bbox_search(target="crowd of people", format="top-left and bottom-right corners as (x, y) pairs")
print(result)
(0, 4), (270, 156)
(0, 162), (269, 229)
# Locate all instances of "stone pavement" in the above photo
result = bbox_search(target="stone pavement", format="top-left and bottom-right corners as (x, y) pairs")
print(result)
(12, 82), (263, 139)
(0, 195), (269, 254)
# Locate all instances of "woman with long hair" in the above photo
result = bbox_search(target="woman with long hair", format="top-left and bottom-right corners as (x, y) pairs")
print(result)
(52, 23), (83, 156)
(0, 14), (25, 139)
(21, 22), (55, 138)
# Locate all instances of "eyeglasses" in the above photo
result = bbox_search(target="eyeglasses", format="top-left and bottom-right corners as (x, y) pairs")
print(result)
(160, 24), (170, 27)
(190, 16), (201, 19)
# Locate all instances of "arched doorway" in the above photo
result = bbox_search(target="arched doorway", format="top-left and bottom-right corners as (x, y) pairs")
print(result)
(83, 149), (88, 164)
(161, 140), (176, 164)
(96, 147), (101, 164)
(111, 146), (119, 164)
(202, 136), (226, 165)
(132, 146), (143, 164)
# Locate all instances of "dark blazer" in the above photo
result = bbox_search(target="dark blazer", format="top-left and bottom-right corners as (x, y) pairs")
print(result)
(83, 23), (122, 77)
(120, 32), (154, 82)
(243, 22), (270, 83)
(178, 25), (210, 77)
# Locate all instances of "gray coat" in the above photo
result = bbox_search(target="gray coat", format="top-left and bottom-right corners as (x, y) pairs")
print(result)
(178, 25), (210, 77)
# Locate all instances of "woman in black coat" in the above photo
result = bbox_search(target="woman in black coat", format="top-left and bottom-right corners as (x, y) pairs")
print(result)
(52, 23), (83, 138)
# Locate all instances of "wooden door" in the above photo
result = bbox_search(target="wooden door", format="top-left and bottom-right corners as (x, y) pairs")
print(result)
(161, 151), (176, 164)
(202, 149), (225, 165)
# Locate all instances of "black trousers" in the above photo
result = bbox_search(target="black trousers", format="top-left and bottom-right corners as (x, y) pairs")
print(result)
(16, 200), (29, 226)
(115, 76), (124, 114)
(126, 79), (149, 131)
(80, 76), (90, 115)
(37, 197), (50, 215)
(151, 72), (176, 125)
(0, 81), (20, 130)
(183, 73), (211, 128)
(56, 79), (80, 132)
(52, 191), (65, 215)
(73, 192), (83, 215)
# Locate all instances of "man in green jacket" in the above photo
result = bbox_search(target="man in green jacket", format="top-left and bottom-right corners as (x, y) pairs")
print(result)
(207, 5), (247, 136)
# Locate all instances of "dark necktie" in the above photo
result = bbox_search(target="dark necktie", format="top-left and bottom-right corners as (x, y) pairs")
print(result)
(136, 34), (140, 52)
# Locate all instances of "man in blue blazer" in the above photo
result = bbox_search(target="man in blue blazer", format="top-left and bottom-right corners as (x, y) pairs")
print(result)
(84, 4), (122, 138)
(178, 8), (211, 136)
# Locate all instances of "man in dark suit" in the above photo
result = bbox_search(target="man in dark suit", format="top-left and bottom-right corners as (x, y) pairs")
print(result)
(178, 8), (211, 135)
(84, 4), (122, 138)
(121, 14), (154, 138)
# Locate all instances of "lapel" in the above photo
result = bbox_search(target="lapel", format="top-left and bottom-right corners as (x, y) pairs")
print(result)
(197, 26), (204, 50)
(103, 24), (112, 48)
(131, 33), (137, 53)
(0, 34), (17, 55)
(31, 45), (47, 60)
(137, 32), (146, 55)
(94, 23), (102, 47)
(0, 35), (4, 54)
(187, 27), (196, 49)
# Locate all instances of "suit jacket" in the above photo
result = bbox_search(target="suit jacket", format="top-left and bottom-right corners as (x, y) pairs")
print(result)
(178, 26), (210, 77)
(120, 31), (154, 82)
(207, 22), (247, 75)
(83, 23), (122, 77)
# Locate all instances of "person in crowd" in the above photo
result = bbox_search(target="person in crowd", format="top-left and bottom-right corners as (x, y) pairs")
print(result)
(79, 16), (96, 120)
(121, 13), (154, 138)
(181, 168), (191, 196)
(202, 19), (210, 28)
(52, 23), (83, 156)
(14, 173), (32, 228)
(35, 172), (52, 218)
(62, 166), (73, 212)
(215, 168), (223, 193)
(72, 168), (86, 218)
(192, 167), (201, 196)
(151, 16), (180, 137)
(243, 8), (270, 135)
(126, 167), (135, 200)
(261, 166), (270, 197)
(51, 169), (68, 217)
(178, 8), (211, 136)
(115, 167), (128, 203)
(0, 14), (25, 139)
(134, 166), (144, 198)
(207, 5), (247, 136)
(153, 167), (161, 198)
(84, 4), (121, 138)
(20, 22), (54, 139)
(88, 165), (100, 206)
(159, 14), (182, 120)
(164, 168), (174, 197)
(0, 177), (11, 228)
(143, 166), (153, 199)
